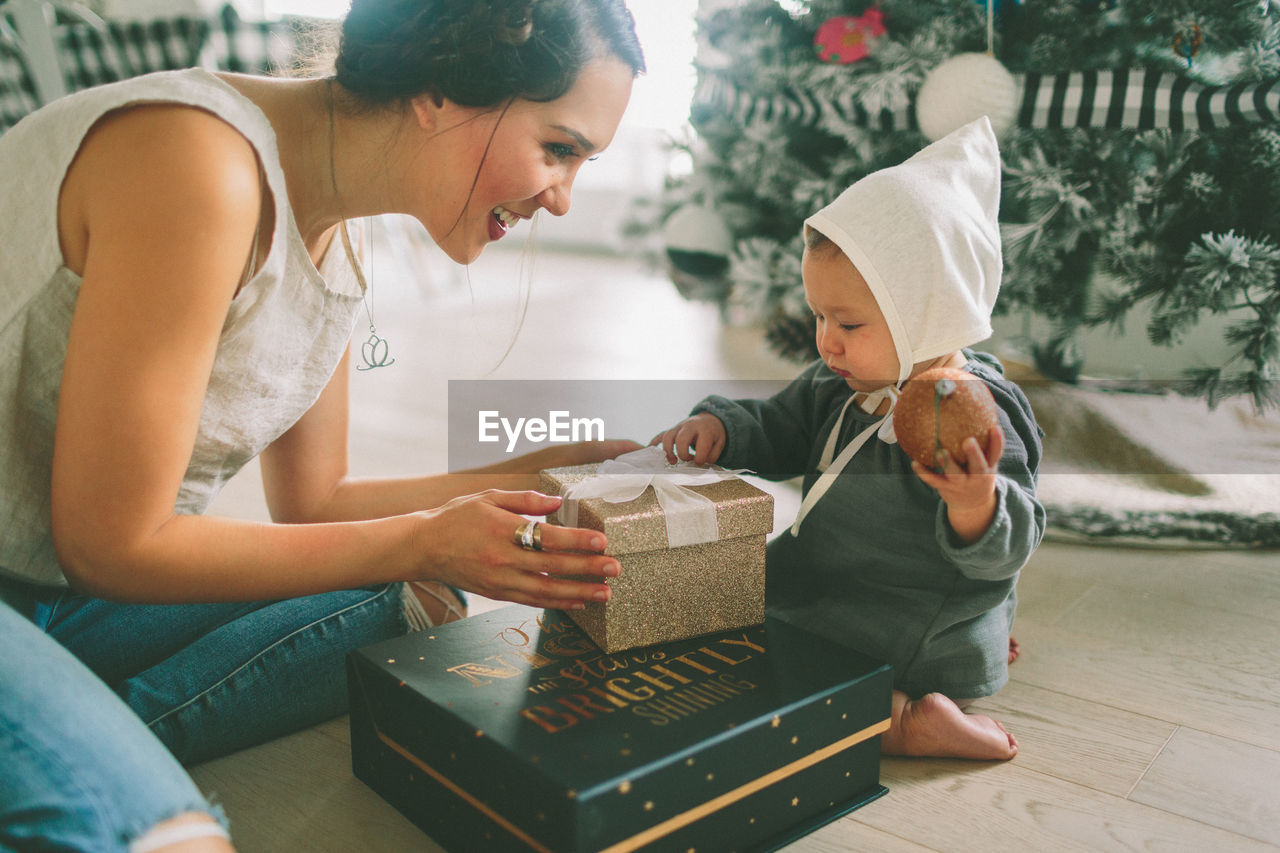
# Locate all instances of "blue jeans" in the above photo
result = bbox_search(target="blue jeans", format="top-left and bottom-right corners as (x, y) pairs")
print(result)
(0, 576), (405, 851)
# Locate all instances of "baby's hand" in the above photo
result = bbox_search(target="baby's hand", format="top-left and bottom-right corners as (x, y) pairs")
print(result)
(650, 413), (727, 466)
(911, 424), (1004, 544)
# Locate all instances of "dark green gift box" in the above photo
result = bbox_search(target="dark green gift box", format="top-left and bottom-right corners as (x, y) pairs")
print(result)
(348, 605), (891, 852)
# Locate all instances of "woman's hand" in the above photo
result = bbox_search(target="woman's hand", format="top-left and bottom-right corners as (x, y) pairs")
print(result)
(516, 439), (642, 472)
(911, 425), (1004, 545)
(412, 489), (620, 610)
(650, 413), (726, 465)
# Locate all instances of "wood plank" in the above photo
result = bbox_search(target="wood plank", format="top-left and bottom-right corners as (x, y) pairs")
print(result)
(847, 757), (1273, 852)
(1010, 542), (1280, 630)
(1077, 548), (1280, 622)
(1008, 619), (1280, 752)
(314, 714), (351, 746)
(1017, 541), (1280, 624)
(1011, 549), (1100, 626)
(786, 818), (935, 852)
(1054, 583), (1280, 681)
(191, 724), (438, 852)
(1130, 727), (1280, 846)
(967, 681), (1177, 797)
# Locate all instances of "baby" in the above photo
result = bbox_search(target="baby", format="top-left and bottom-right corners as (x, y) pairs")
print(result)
(653, 118), (1045, 760)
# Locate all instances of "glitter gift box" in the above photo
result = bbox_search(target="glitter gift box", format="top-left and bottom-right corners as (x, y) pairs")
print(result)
(539, 451), (774, 654)
(348, 605), (892, 853)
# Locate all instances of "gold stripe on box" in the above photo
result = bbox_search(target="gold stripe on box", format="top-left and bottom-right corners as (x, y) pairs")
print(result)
(598, 718), (890, 853)
(376, 717), (889, 853)
(376, 731), (556, 853)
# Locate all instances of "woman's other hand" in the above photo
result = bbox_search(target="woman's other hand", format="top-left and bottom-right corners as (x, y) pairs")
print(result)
(518, 439), (642, 471)
(413, 489), (619, 610)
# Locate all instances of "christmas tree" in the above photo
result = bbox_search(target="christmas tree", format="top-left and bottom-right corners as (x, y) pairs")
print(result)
(652, 0), (1280, 410)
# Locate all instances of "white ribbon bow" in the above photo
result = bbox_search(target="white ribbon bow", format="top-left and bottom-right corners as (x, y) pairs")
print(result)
(858, 384), (901, 446)
(559, 446), (743, 548)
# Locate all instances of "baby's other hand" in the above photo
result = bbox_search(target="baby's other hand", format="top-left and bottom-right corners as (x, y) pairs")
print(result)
(650, 413), (726, 466)
(911, 425), (1004, 544)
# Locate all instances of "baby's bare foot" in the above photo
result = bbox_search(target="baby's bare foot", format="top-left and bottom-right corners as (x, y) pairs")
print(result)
(884, 692), (1018, 760)
(1009, 636), (1021, 664)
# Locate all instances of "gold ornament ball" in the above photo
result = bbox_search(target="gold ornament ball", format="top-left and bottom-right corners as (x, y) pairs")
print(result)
(893, 367), (999, 469)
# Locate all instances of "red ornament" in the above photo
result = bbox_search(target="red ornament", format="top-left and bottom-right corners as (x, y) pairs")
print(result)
(1173, 23), (1203, 66)
(814, 8), (888, 65)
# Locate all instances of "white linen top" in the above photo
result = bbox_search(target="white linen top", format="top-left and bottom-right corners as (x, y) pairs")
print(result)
(0, 68), (363, 586)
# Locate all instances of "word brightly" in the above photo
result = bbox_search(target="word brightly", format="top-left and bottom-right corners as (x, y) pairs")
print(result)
(477, 410), (605, 453)
(522, 635), (764, 733)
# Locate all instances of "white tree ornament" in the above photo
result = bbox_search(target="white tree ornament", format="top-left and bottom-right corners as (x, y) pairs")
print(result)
(915, 52), (1020, 142)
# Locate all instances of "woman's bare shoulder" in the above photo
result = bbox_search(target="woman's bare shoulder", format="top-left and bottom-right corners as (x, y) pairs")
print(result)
(60, 103), (263, 272)
(85, 102), (259, 203)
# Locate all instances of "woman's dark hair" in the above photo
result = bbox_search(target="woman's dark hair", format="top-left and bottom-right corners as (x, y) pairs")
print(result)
(335, 0), (645, 107)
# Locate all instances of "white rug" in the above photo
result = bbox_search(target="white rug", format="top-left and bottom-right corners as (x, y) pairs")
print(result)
(1022, 377), (1280, 548)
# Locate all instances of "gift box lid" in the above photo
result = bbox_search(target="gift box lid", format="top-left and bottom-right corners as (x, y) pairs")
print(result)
(348, 605), (891, 853)
(539, 463), (774, 556)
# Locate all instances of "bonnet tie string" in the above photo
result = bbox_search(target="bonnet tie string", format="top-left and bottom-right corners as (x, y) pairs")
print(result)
(794, 383), (900, 536)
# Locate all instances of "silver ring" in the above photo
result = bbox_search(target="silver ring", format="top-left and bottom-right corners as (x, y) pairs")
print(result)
(515, 521), (543, 551)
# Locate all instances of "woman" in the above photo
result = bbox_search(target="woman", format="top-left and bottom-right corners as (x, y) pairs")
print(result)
(0, 1), (644, 849)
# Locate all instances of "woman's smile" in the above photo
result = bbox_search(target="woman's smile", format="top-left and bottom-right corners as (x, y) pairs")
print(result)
(489, 205), (522, 241)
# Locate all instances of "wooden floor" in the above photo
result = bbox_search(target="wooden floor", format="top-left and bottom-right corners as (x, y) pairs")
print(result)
(194, 235), (1280, 851)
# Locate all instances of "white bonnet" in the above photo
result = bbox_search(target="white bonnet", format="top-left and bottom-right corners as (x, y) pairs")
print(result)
(803, 117), (1003, 384)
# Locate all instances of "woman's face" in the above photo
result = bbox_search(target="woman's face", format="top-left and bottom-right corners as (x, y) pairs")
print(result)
(409, 56), (634, 264)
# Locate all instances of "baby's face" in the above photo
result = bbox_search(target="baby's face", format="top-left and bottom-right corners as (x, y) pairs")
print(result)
(802, 247), (900, 393)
